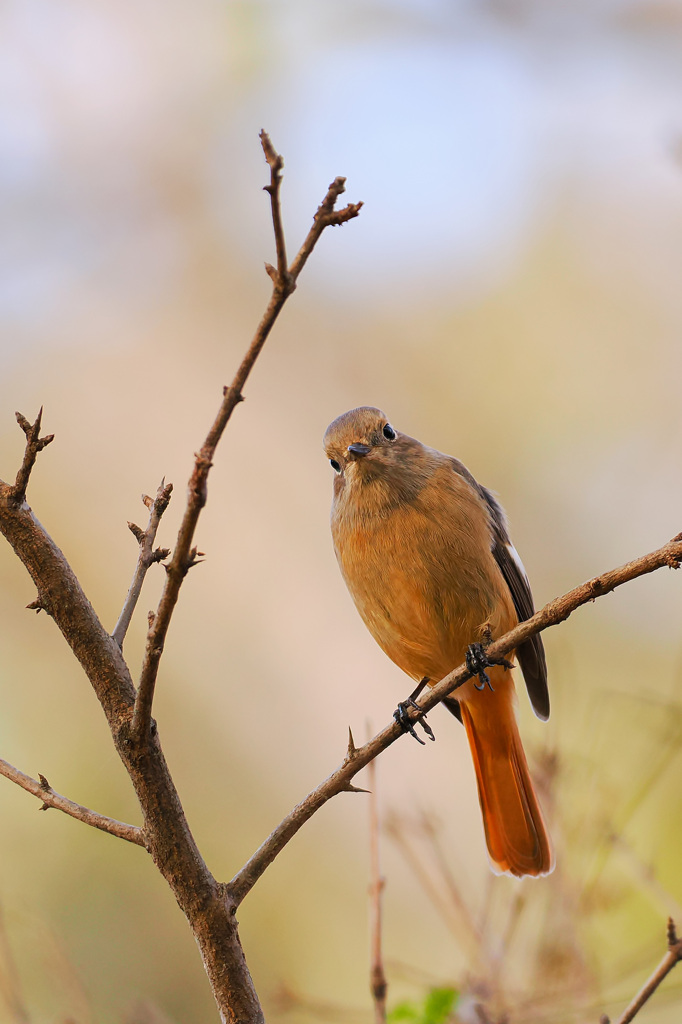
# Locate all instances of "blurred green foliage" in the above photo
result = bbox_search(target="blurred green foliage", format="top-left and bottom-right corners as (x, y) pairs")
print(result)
(389, 987), (458, 1024)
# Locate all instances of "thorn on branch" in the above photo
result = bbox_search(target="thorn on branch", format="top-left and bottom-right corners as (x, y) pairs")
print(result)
(223, 385), (244, 402)
(26, 597), (45, 613)
(38, 773), (50, 791)
(347, 727), (357, 759)
(186, 547), (205, 570)
(344, 783), (371, 795)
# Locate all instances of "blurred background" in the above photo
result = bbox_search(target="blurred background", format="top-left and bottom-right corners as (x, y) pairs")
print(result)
(1, 0), (682, 1021)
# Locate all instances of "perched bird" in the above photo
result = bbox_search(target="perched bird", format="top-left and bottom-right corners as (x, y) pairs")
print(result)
(324, 406), (553, 878)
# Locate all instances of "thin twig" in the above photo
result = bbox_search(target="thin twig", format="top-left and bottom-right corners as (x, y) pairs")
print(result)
(367, 727), (387, 1024)
(601, 918), (682, 1024)
(227, 532), (682, 905)
(260, 129), (290, 289)
(0, 759), (146, 847)
(130, 132), (362, 746)
(112, 480), (173, 648)
(11, 410), (54, 506)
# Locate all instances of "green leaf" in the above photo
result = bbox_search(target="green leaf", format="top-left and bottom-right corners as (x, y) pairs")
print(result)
(423, 987), (457, 1024)
(388, 1001), (421, 1023)
(388, 988), (458, 1024)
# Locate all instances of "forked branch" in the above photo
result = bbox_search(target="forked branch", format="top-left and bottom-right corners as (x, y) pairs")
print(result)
(112, 479), (173, 648)
(227, 532), (682, 904)
(0, 134), (362, 1022)
(131, 132), (362, 746)
(0, 758), (146, 846)
(11, 410), (54, 505)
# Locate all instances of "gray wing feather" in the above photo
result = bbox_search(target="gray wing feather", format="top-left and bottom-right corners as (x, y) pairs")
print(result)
(448, 461), (550, 721)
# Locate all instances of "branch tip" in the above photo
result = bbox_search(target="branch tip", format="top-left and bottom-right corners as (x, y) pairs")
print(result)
(11, 409), (54, 502)
(259, 130), (283, 173)
(0, 760), (145, 846)
(15, 411), (32, 435)
(668, 917), (678, 947)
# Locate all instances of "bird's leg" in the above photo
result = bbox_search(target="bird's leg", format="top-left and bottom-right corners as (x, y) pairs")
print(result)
(393, 678), (436, 744)
(465, 642), (513, 692)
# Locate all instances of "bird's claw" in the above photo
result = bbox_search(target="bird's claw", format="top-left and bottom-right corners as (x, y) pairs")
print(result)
(465, 642), (513, 693)
(393, 698), (436, 744)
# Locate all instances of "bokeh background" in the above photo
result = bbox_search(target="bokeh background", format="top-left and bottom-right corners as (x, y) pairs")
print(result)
(1, 0), (682, 1021)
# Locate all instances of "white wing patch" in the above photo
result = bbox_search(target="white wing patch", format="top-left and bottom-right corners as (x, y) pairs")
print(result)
(506, 543), (530, 585)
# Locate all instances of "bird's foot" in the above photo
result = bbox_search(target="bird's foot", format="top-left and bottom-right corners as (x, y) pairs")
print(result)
(393, 685), (436, 745)
(465, 642), (513, 692)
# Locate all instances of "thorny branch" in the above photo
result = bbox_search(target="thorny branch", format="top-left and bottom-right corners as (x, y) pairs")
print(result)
(0, 759), (146, 846)
(112, 479), (173, 649)
(600, 917), (682, 1024)
(227, 532), (682, 904)
(130, 131), (362, 746)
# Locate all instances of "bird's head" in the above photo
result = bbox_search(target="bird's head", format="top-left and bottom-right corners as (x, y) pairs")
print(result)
(323, 406), (402, 484)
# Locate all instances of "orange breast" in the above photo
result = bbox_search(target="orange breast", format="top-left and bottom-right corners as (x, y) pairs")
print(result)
(332, 467), (516, 684)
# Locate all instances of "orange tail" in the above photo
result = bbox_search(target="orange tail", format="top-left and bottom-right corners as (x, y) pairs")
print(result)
(459, 668), (554, 878)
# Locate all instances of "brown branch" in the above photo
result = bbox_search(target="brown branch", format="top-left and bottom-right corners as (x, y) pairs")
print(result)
(131, 132), (362, 746)
(0, 489), (264, 1019)
(260, 129), (290, 289)
(0, 133), (361, 1023)
(228, 532), (682, 905)
(0, 758), (146, 846)
(112, 479), (173, 648)
(367, 733), (387, 1024)
(600, 918), (682, 1024)
(11, 409), (54, 505)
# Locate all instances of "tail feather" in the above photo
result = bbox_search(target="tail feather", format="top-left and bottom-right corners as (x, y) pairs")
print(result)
(459, 668), (553, 878)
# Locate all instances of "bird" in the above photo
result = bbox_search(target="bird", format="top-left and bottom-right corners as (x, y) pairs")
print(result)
(323, 406), (553, 878)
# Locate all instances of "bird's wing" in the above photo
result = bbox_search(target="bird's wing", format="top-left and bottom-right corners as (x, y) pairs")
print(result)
(449, 459), (549, 721)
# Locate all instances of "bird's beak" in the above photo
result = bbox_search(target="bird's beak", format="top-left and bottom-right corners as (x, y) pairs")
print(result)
(347, 443), (372, 458)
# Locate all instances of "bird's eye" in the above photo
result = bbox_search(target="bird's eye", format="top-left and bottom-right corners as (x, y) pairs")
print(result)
(330, 459), (341, 473)
(382, 423), (396, 440)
